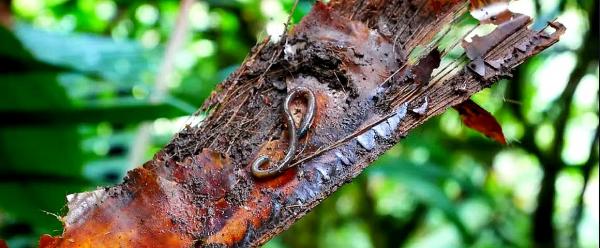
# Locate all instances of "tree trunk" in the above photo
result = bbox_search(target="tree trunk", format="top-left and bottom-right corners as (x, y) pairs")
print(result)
(40, 1), (564, 247)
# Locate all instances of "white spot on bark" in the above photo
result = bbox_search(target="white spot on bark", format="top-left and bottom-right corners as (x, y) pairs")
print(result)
(357, 129), (376, 151)
(65, 189), (107, 226)
(335, 151), (352, 166)
(315, 165), (330, 181)
(387, 102), (408, 131)
(373, 121), (393, 139)
(411, 97), (429, 115)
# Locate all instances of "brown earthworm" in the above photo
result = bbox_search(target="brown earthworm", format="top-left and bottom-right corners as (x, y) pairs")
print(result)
(251, 87), (316, 178)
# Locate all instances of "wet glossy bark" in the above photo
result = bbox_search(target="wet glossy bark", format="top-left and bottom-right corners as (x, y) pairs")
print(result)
(40, 1), (563, 247)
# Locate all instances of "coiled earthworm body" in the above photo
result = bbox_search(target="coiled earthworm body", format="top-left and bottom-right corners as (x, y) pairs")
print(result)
(251, 87), (316, 178)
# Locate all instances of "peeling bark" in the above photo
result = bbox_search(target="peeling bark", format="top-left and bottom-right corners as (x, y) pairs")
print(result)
(40, 1), (564, 247)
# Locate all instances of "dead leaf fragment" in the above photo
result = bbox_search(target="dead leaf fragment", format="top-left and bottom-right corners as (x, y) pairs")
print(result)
(453, 99), (506, 144)
(462, 14), (531, 76)
(413, 48), (441, 85)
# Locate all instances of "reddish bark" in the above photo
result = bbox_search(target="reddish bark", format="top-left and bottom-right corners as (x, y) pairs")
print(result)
(40, 1), (563, 247)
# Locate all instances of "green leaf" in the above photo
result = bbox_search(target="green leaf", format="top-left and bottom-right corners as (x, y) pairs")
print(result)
(0, 182), (87, 236)
(0, 99), (191, 126)
(0, 26), (34, 60)
(0, 73), (192, 126)
(367, 156), (474, 242)
(0, 126), (84, 177)
(0, 73), (71, 110)
(13, 23), (161, 85)
(0, 27), (65, 73)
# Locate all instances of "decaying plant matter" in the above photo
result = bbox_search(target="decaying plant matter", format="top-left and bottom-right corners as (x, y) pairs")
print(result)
(39, 0), (564, 247)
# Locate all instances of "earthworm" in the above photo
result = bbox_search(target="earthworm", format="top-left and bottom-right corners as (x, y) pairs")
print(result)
(251, 87), (316, 178)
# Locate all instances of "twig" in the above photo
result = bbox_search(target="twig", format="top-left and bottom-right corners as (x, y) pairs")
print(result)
(128, 0), (195, 169)
(568, 127), (599, 248)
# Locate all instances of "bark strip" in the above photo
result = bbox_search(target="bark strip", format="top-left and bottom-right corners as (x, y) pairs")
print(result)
(40, 1), (564, 247)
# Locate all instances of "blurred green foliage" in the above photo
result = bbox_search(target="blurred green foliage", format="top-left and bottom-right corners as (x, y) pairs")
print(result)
(0, 0), (597, 248)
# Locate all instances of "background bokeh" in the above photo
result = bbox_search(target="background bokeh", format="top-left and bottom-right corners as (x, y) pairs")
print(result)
(0, 0), (597, 247)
